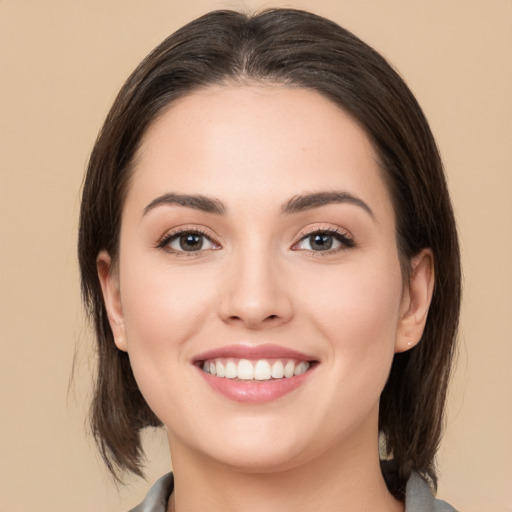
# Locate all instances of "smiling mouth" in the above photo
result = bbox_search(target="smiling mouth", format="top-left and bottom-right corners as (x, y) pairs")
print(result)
(198, 358), (316, 381)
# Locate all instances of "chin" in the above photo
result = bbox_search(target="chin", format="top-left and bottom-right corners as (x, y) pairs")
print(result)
(205, 443), (309, 475)
(204, 418), (328, 474)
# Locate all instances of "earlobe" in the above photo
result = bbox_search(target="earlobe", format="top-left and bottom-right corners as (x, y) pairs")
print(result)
(96, 250), (128, 352)
(395, 249), (435, 353)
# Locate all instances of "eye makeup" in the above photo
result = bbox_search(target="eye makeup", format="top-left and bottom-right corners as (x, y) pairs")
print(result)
(292, 227), (355, 254)
(156, 226), (221, 255)
(154, 223), (356, 258)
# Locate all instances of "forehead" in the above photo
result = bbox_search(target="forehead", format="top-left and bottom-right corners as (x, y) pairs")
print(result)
(126, 85), (391, 218)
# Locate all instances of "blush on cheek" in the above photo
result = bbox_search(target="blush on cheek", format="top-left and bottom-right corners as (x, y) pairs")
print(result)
(121, 257), (214, 338)
(307, 267), (401, 340)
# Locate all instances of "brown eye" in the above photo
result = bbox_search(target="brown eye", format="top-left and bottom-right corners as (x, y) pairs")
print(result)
(296, 230), (354, 252)
(165, 231), (216, 252)
(307, 233), (334, 251)
(179, 233), (204, 251)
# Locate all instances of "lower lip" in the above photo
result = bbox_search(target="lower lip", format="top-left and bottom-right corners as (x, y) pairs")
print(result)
(196, 366), (315, 403)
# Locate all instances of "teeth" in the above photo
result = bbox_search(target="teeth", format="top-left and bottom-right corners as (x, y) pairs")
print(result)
(202, 358), (311, 381)
(271, 361), (284, 379)
(225, 360), (237, 378)
(238, 359), (254, 380)
(294, 361), (309, 376)
(284, 361), (295, 378)
(216, 360), (225, 377)
(254, 360), (272, 380)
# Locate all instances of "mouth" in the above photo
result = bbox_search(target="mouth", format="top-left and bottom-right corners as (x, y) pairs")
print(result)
(193, 344), (318, 403)
(198, 357), (314, 381)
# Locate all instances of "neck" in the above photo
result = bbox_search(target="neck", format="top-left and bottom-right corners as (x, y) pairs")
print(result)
(166, 430), (403, 512)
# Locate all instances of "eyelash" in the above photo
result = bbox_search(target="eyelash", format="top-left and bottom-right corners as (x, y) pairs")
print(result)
(292, 227), (355, 255)
(156, 227), (355, 256)
(156, 227), (220, 256)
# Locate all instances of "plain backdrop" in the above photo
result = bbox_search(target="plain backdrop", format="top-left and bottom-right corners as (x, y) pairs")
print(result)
(1, 1), (511, 511)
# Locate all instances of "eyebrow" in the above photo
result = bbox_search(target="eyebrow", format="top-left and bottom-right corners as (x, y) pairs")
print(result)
(282, 191), (374, 218)
(143, 193), (225, 216)
(143, 190), (373, 219)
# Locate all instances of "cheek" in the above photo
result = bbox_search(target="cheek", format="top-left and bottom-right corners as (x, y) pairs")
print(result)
(300, 255), (403, 367)
(294, 258), (403, 431)
(120, 247), (215, 333)
(118, 255), (217, 373)
(117, 259), (221, 423)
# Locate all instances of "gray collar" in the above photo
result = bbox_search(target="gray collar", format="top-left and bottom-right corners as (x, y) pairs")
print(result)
(405, 473), (457, 512)
(129, 472), (457, 512)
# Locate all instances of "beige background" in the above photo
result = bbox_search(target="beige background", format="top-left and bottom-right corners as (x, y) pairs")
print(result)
(1, 1), (511, 511)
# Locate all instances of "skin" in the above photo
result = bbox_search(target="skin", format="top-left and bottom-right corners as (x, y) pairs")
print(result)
(98, 85), (434, 512)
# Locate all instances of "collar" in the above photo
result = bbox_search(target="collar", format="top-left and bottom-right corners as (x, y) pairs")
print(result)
(129, 471), (457, 512)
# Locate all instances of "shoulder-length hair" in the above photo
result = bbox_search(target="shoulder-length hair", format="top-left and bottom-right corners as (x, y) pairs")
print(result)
(78, 8), (461, 498)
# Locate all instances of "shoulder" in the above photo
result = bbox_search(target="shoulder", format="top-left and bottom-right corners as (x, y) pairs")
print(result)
(127, 473), (174, 512)
(405, 472), (457, 512)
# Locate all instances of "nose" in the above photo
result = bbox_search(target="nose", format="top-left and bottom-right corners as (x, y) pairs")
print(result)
(218, 249), (294, 330)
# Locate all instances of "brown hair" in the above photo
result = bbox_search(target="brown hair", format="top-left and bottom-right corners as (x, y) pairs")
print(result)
(78, 8), (461, 498)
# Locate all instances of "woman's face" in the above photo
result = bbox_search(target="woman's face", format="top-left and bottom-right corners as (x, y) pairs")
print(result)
(99, 85), (430, 472)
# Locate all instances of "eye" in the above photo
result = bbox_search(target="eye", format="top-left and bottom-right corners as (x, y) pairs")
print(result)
(294, 229), (354, 252)
(159, 230), (219, 253)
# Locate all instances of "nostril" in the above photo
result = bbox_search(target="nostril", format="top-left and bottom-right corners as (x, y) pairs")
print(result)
(220, 296), (294, 328)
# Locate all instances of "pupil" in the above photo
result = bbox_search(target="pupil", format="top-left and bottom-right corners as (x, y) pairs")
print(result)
(310, 234), (332, 251)
(180, 234), (203, 251)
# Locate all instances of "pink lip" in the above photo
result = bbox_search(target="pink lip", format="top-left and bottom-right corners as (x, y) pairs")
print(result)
(193, 343), (316, 362)
(197, 368), (315, 403)
(193, 344), (318, 404)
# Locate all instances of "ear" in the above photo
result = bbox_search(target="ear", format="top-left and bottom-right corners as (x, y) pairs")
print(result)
(395, 249), (435, 353)
(97, 250), (127, 352)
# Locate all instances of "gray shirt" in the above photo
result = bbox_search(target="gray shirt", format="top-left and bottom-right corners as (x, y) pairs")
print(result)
(129, 472), (457, 512)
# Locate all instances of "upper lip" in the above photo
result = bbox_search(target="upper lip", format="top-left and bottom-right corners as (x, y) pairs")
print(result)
(193, 343), (317, 362)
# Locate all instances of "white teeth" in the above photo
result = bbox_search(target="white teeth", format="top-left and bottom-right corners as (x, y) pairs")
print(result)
(294, 361), (310, 376)
(284, 361), (295, 378)
(225, 360), (237, 378)
(271, 361), (284, 379)
(216, 360), (225, 377)
(254, 360), (272, 381)
(237, 359), (254, 380)
(202, 358), (312, 381)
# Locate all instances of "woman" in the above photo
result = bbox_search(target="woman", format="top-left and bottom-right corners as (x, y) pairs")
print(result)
(78, 8), (460, 512)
